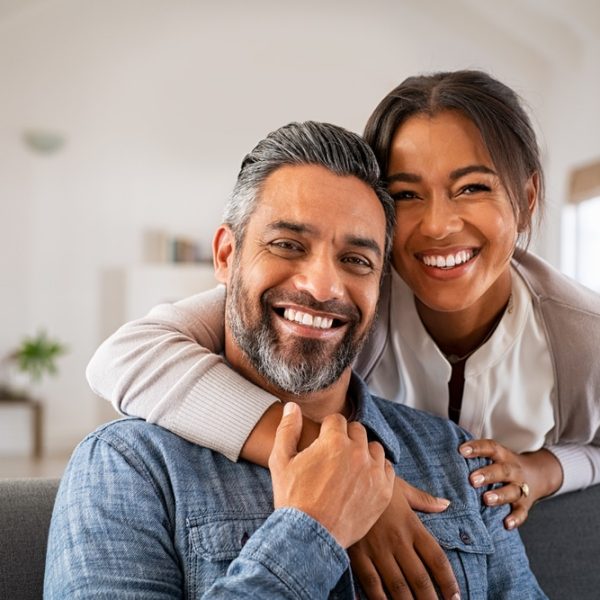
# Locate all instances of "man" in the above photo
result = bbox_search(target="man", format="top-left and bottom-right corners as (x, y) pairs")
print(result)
(45, 122), (545, 598)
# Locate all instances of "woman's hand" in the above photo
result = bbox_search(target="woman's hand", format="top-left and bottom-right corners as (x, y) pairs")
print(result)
(348, 477), (460, 600)
(459, 439), (563, 529)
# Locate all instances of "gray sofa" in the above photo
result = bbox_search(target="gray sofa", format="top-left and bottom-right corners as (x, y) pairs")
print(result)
(0, 477), (599, 599)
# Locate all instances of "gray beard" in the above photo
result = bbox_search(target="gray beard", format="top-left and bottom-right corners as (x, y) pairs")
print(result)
(227, 278), (365, 396)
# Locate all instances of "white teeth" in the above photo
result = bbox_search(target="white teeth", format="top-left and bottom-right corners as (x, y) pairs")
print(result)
(422, 250), (474, 269)
(282, 308), (334, 329)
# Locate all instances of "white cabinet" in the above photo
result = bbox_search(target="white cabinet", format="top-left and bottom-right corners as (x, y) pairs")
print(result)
(124, 263), (218, 320)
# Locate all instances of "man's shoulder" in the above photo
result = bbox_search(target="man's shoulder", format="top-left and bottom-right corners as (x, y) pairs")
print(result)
(372, 395), (471, 445)
(75, 417), (214, 471)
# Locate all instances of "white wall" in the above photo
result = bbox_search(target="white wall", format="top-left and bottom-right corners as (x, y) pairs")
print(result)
(0, 0), (597, 454)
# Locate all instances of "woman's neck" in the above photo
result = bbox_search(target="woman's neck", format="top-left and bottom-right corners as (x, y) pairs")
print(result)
(415, 272), (512, 359)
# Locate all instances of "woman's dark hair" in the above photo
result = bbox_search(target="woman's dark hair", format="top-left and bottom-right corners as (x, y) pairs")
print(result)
(363, 70), (544, 245)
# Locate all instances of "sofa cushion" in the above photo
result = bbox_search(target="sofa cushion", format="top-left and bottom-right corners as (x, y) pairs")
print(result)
(0, 478), (60, 600)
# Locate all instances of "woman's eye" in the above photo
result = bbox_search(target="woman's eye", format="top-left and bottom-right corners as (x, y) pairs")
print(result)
(389, 190), (419, 202)
(459, 183), (492, 195)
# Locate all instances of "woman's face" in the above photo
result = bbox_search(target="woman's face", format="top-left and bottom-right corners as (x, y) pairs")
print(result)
(386, 110), (518, 315)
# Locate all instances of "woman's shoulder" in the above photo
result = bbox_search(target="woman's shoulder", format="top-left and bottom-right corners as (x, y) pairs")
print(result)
(513, 251), (600, 317)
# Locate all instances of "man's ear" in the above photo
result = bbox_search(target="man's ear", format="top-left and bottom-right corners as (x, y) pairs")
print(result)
(213, 225), (235, 284)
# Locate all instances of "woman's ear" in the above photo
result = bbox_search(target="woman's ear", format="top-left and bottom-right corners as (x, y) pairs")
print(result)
(212, 225), (235, 284)
(519, 172), (540, 232)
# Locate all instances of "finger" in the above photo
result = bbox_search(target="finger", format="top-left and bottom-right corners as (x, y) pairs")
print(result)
(397, 553), (438, 600)
(347, 420), (368, 445)
(375, 555), (413, 600)
(347, 549), (388, 600)
(269, 402), (302, 467)
(367, 440), (385, 464)
(397, 478), (450, 513)
(504, 503), (530, 530)
(483, 483), (526, 507)
(460, 438), (506, 461)
(414, 532), (460, 600)
(319, 412), (348, 437)
(469, 461), (520, 488)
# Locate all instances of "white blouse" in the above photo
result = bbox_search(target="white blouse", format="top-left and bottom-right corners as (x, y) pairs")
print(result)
(367, 267), (555, 453)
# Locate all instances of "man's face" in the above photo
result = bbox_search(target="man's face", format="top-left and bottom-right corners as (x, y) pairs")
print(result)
(215, 164), (387, 396)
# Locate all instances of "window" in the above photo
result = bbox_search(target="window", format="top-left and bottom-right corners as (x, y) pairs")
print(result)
(562, 160), (600, 292)
(562, 197), (600, 291)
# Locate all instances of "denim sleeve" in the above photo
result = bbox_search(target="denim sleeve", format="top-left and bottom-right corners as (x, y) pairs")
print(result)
(204, 508), (350, 599)
(482, 502), (548, 598)
(44, 434), (349, 599)
(44, 434), (185, 599)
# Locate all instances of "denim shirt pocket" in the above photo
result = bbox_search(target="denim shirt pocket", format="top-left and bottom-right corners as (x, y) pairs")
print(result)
(421, 510), (493, 599)
(186, 511), (272, 596)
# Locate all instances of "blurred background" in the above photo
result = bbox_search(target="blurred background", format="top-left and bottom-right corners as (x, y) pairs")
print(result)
(1, 0), (599, 475)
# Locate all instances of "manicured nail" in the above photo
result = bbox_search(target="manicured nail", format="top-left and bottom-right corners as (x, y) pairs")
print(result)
(451, 593), (461, 600)
(506, 518), (516, 530)
(283, 402), (296, 416)
(472, 474), (485, 486)
(486, 492), (499, 505)
(438, 498), (451, 509)
(460, 446), (473, 456)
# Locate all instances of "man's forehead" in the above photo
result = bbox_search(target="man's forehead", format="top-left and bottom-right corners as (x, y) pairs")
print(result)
(248, 164), (386, 246)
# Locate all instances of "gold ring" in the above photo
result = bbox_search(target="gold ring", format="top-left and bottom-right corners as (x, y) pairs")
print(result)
(518, 482), (530, 498)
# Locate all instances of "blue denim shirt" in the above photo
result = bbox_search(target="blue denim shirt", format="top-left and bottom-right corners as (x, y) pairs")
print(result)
(45, 375), (546, 598)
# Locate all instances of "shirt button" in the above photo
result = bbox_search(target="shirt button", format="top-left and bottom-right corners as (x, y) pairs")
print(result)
(459, 530), (472, 545)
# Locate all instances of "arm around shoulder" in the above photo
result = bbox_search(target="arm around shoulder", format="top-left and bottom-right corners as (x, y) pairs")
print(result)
(86, 285), (279, 461)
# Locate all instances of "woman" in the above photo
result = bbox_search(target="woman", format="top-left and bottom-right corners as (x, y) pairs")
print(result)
(88, 70), (600, 596)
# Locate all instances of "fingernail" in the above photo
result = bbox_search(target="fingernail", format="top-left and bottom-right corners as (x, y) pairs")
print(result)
(460, 446), (473, 456)
(506, 518), (516, 530)
(486, 492), (499, 505)
(472, 474), (485, 486)
(451, 593), (461, 600)
(283, 402), (296, 416)
(438, 498), (451, 509)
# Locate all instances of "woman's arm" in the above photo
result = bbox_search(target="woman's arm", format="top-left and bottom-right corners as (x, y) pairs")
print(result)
(547, 443), (600, 494)
(86, 286), (279, 461)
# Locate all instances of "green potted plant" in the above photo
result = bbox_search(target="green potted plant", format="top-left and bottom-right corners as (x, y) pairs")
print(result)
(0, 331), (67, 401)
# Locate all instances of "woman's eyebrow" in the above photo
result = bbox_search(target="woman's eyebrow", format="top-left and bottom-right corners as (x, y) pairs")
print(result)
(386, 172), (421, 184)
(449, 165), (496, 180)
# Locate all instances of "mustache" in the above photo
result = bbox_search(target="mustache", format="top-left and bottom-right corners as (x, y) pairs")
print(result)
(261, 289), (361, 323)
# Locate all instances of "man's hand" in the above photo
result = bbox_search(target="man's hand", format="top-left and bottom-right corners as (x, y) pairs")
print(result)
(459, 439), (563, 529)
(269, 402), (395, 548)
(349, 478), (460, 600)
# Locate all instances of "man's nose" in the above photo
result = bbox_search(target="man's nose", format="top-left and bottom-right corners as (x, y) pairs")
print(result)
(291, 253), (344, 302)
(419, 195), (463, 239)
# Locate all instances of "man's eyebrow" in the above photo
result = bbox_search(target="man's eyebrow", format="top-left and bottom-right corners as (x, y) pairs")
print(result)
(266, 220), (317, 235)
(345, 235), (382, 258)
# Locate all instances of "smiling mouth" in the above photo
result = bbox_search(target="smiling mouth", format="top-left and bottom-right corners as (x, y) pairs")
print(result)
(417, 248), (480, 270)
(273, 307), (346, 330)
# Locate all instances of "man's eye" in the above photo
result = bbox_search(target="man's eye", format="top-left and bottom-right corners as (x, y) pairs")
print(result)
(269, 240), (303, 253)
(342, 255), (373, 272)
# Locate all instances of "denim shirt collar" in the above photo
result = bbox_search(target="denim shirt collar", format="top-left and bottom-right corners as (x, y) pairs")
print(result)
(349, 372), (401, 464)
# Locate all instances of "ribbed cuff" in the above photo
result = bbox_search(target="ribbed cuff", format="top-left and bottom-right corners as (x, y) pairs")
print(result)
(545, 444), (595, 495)
(160, 361), (279, 461)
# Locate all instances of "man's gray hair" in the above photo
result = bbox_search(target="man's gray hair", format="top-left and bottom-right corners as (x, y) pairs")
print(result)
(222, 121), (395, 259)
